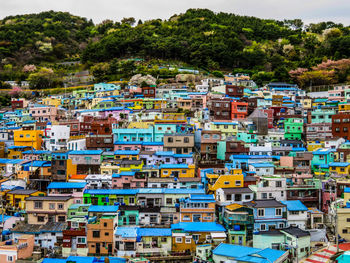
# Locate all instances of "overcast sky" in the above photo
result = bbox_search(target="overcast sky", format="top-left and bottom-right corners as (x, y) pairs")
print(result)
(0, 0), (349, 25)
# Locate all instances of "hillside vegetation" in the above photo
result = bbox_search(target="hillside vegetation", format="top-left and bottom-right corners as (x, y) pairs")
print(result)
(0, 9), (349, 86)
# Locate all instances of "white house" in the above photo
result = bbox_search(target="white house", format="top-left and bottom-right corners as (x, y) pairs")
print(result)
(281, 200), (308, 229)
(248, 162), (274, 176)
(68, 138), (86, 151)
(249, 177), (287, 201)
(45, 125), (70, 151)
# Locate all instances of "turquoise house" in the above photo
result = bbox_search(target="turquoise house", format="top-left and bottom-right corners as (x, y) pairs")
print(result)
(310, 109), (335, 124)
(118, 206), (139, 226)
(311, 148), (336, 171)
(237, 132), (258, 144)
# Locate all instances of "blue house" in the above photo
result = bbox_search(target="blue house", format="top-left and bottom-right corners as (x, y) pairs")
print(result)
(212, 243), (288, 263)
(246, 199), (287, 232)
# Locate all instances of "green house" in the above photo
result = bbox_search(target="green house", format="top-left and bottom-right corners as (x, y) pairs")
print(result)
(67, 203), (90, 219)
(284, 118), (303, 140)
(118, 206), (139, 226)
(83, 189), (138, 206)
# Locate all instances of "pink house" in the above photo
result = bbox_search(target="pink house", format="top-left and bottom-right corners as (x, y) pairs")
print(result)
(0, 235), (34, 263)
(47, 182), (87, 204)
(29, 106), (61, 122)
(328, 85), (347, 102)
(112, 171), (146, 189)
(188, 93), (208, 109)
(113, 142), (163, 152)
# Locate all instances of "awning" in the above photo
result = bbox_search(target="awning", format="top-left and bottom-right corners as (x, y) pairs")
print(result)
(211, 232), (227, 239)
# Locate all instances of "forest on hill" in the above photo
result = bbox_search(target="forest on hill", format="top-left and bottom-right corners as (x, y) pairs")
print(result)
(0, 9), (349, 87)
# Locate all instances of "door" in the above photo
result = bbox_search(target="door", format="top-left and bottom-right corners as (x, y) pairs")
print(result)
(193, 214), (201, 222)
(238, 236), (243, 245)
(108, 243), (112, 254)
(72, 238), (77, 250)
(96, 243), (100, 254)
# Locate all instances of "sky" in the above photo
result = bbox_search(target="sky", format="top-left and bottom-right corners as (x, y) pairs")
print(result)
(0, 0), (349, 25)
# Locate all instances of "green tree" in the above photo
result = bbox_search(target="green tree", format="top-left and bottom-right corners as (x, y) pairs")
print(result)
(27, 68), (62, 89)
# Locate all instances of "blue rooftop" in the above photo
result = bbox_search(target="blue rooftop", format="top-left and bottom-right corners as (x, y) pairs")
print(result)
(69, 150), (103, 155)
(281, 200), (308, 211)
(84, 189), (138, 195)
(171, 222), (226, 232)
(213, 243), (286, 263)
(47, 182), (87, 189)
(115, 227), (138, 238)
(250, 163), (274, 168)
(137, 228), (171, 237)
(114, 150), (140, 155)
(159, 164), (188, 169)
(88, 205), (119, 213)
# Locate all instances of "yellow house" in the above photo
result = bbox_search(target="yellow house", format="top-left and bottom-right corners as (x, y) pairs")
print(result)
(127, 121), (153, 129)
(154, 100), (167, 110)
(119, 160), (143, 172)
(6, 189), (46, 211)
(7, 146), (32, 159)
(337, 207), (350, 240)
(26, 196), (74, 224)
(329, 162), (350, 176)
(41, 97), (62, 107)
(162, 112), (185, 121)
(307, 141), (324, 152)
(114, 150), (139, 160)
(100, 163), (120, 175)
(338, 103), (350, 112)
(207, 172), (244, 194)
(14, 130), (43, 150)
(300, 98), (312, 109)
(160, 164), (195, 178)
(66, 159), (78, 181)
(210, 122), (239, 139)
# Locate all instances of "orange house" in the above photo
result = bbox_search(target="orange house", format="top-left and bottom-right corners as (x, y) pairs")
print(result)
(180, 194), (216, 222)
(87, 215), (116, 256)
(0, 234), (34, 263)
(171, 222), (226, 253)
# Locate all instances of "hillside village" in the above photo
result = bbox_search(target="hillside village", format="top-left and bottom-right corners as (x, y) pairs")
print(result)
(0, 73), (350, 263)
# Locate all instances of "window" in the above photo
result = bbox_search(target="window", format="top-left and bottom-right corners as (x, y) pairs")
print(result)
(58, 216), (65, 222)
(93, 231), (100, 238)
(185, 238), (191, 244)
(37, 216), (45, 222)
(49, 203), (55, 210)
(262, 193), (267, 199)
(343, 229), (348, 234)
(275, 208), (282, 216)
(71, 221), (79, 228)
(58, 203), (64, 210)
(77, 237), (86, 244)
(184, 137), (189, 143)
(175, 237), (182, 243)
(7, 256), (13, 262)
(167, 137), (173, 143)
(278, 223), (284, 229)
(224, 181), (230, 185)
(105, 232), (109, 236)
(235, 180), (241, 186)
(258, 208), (265, 217)
(260, 224), (266, 231)
(347, 218), (350, 222)
(34, 201), (42, 209)
(166, 198), (172, 205)
(276, 181), (282, 187)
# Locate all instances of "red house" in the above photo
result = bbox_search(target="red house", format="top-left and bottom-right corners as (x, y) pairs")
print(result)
(231, 101), (248, 119)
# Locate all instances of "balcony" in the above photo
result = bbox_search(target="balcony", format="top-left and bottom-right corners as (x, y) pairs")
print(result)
(224, 215), (254, 225)
(63, 228), (86, 237)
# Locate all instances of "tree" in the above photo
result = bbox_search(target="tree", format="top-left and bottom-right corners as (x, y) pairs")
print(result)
(90, 62), (110, 82)
(27, 68), (62, 89)
(121, 17), (136, 26)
